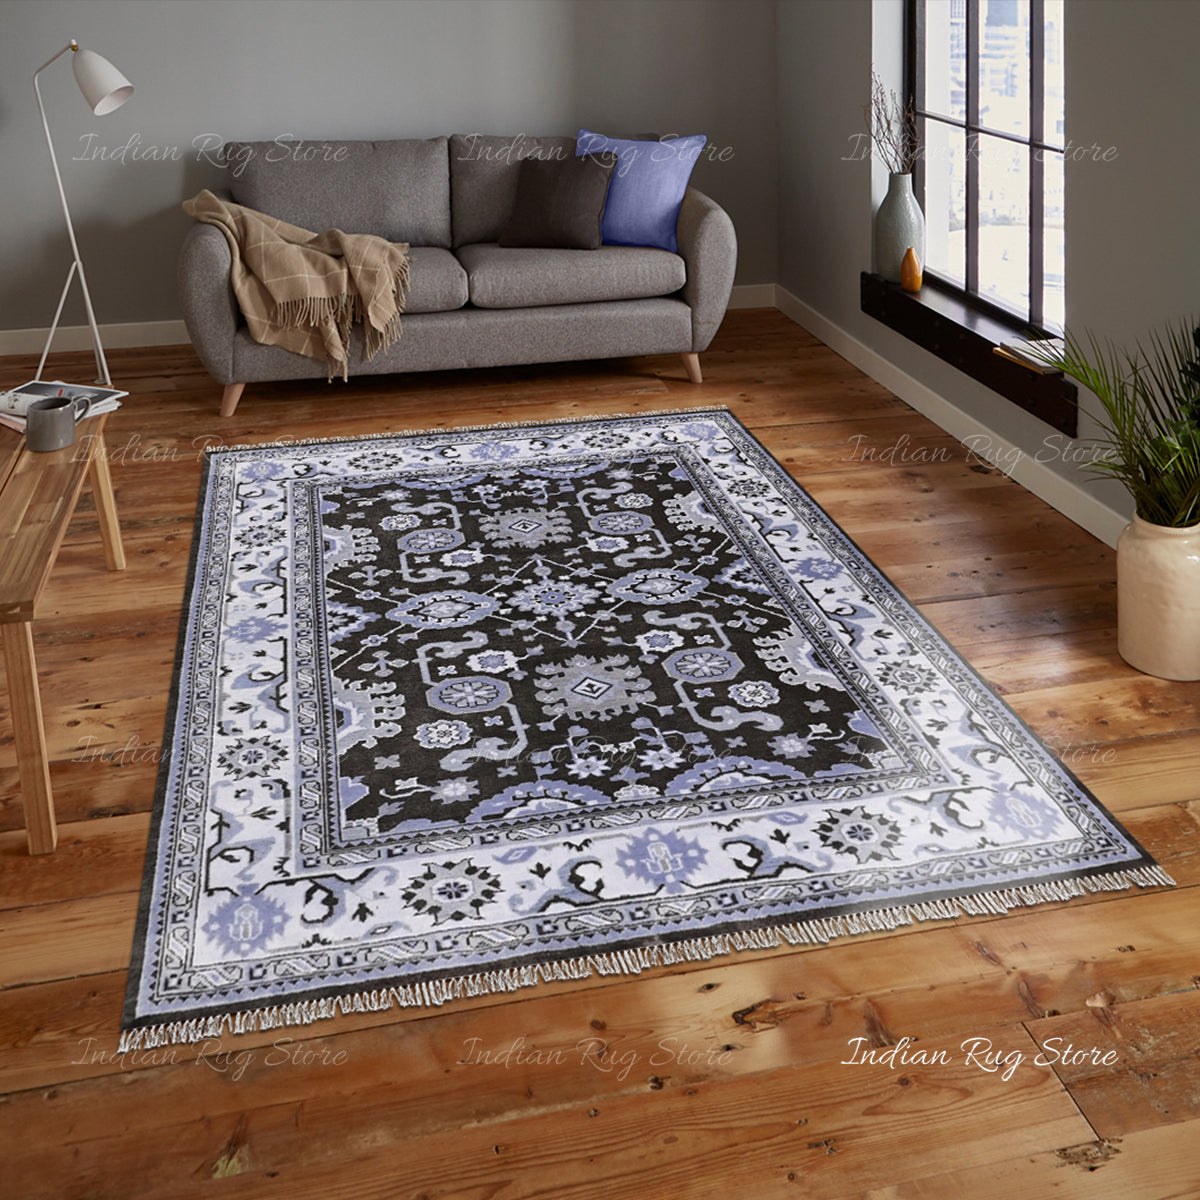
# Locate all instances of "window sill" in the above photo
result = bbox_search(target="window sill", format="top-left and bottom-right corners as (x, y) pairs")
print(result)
(860, 271), (1078, 437)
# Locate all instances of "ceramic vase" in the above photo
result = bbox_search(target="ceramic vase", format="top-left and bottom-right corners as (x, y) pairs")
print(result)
(874, 173), (925, 284)
(1116, 515), (1200, 680)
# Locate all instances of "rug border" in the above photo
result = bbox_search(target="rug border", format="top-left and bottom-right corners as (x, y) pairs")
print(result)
(122, 446), (220, 1031)
(712, 407), (1163, 870)
(120, 406), (1169, 1043)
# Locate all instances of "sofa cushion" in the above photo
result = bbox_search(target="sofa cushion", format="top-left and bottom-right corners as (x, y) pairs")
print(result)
(449, 134), (578, 248)
(224, 138), (451, 248)
(403, 247), (469, 314)
(575, 129), (706, 253)
(499, 153), (617, 250)
(456, 243), (685, 310)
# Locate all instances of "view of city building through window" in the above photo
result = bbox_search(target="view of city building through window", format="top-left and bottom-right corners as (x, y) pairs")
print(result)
(913, 0), (1064, 330)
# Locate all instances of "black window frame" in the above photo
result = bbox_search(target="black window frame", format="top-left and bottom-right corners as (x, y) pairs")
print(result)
(862, 0), (1077, 436)
(908, 0), (1061, 330)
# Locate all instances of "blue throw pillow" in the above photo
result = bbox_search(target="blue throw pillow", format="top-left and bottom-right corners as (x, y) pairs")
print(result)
(575, 128), (706, 253)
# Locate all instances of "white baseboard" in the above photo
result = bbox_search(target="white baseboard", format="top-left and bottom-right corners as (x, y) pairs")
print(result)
(0, 320), (189, 357)
(773, 284), (1129, 550)
(728, 283), (778, 309)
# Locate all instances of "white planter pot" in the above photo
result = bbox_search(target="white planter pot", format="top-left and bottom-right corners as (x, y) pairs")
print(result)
(1116, 515), (1200, 680)
(874, 173), (925, 284)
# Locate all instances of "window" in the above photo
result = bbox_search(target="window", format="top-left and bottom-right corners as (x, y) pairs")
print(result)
(908, 0), (1065, 331)
(861, 0), (1077, 433)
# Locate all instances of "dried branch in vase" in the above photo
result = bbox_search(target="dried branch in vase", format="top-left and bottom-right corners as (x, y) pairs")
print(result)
(866, 71), (918, 175)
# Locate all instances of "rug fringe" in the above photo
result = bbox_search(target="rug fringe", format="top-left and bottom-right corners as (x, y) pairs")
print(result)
(202, 406), (735, 457)
(116, 863), (1173, 1053)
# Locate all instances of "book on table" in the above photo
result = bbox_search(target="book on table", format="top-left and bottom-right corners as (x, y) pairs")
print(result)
(0, 380), (126, 433)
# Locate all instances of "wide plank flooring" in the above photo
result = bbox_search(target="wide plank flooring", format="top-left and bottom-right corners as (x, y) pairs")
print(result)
(1, 309), (1198, 1199)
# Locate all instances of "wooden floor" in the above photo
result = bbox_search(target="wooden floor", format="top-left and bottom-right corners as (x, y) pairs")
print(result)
(2, 309), (1199, 1199)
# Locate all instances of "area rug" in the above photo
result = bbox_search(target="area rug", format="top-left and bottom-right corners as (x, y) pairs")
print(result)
(122, 408), (1169, 1048)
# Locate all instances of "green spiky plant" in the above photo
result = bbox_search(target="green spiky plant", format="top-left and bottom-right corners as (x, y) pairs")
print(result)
(1041, 320), (1200, 528)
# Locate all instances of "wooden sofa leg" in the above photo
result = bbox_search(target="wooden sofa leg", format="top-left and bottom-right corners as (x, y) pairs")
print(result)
(681, 353), (703, 384)
(220, 382), (246, 417)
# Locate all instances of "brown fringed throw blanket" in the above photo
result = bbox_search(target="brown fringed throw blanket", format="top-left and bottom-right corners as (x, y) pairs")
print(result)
(183, 189), (410, 380)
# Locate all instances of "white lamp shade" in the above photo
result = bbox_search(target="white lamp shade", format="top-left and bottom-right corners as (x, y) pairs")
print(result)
(72, 48), (133, 115)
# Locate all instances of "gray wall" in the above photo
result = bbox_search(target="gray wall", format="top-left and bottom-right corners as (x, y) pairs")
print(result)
(777, 0), (1200, 523)
(1066, 0), (1200, 337)
(0, 0), (777, 329)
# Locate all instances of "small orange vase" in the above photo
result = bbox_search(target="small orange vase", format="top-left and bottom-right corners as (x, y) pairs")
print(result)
(900, 247), (923, 292)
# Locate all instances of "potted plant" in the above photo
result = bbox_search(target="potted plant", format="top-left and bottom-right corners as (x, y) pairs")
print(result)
(1043, 321), (1200, 680)
(866, 71), (923, 285)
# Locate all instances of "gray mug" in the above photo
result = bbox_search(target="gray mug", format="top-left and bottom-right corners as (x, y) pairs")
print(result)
(25, 396), (87, 452)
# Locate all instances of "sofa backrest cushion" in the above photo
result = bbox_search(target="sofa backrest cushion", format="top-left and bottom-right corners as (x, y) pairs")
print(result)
(224, 138), (451, 248)
(449, 134), (578, 248)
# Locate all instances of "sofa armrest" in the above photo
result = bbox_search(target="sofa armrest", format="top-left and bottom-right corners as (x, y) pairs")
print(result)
(676, 188), (737, 353)
(178, 223), (239, 385)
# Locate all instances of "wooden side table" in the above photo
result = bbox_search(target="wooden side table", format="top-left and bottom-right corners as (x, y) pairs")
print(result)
(0, 415), (125, 854)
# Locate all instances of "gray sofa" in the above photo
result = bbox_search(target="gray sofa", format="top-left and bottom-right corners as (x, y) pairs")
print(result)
(178, 134), (738, 416)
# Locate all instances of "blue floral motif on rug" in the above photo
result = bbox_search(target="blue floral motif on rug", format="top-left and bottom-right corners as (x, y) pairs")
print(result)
(122, 409), (1169, 1047)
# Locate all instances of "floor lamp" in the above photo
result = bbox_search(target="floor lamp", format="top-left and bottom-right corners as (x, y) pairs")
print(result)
(33, 40), (134, 388)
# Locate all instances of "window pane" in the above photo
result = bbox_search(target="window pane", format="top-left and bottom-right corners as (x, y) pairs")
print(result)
(924, 0), (966, 120)
(1044, 0), (1065, 148)
(911, 0), (1062, 330)
(922, 118), (966, 285)
(1043, 148), (1065, 330)
(979, 0), (1029, 137)
(977, 133), (1029, 315)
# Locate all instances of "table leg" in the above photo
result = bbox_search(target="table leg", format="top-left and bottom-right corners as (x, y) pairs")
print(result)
(1, 622), (57, 854)
(87, 436), (126, 571)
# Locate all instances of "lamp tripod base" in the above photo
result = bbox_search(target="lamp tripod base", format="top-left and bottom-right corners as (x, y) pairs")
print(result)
(36, 257), (112, 387)
(36, 259), (112, 386)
